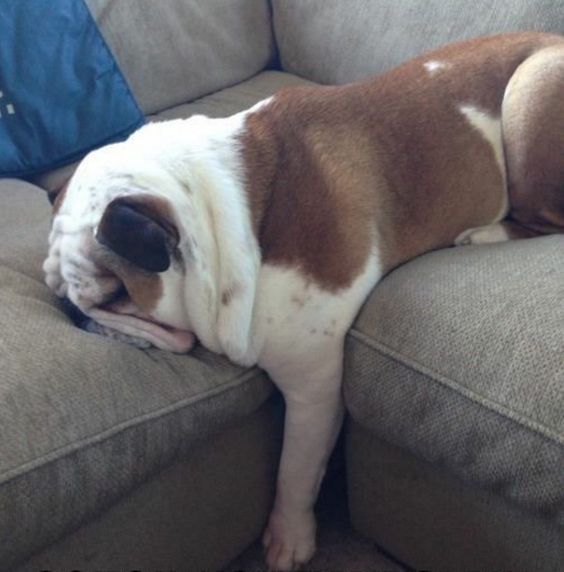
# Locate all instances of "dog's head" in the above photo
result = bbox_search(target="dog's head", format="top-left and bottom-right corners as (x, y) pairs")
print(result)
(44, 121), (260, 364)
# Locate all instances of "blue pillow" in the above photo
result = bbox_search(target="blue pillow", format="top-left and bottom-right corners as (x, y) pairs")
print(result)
(0, 0), (144, 178)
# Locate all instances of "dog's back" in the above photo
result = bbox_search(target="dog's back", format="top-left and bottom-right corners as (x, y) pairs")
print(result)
(243, 32), (564, 276)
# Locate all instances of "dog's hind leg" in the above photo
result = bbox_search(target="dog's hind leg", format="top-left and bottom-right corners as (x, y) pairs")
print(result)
(503, 43), (564, 234)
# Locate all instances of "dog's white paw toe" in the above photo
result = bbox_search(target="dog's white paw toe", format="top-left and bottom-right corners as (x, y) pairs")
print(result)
(455, 223), (510, 246)
(263, 510), (316, 571)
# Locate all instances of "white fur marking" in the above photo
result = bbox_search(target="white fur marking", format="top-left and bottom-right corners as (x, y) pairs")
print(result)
(459, 105), (508, 221)
(424, 60), (449, 74)
(455, 223), (510, 246)
(255, 253), (382, 393)
(247, 96), (273, 113)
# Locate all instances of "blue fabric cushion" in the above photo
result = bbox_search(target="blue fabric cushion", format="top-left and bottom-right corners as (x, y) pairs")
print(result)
(0, 0), (144, 178)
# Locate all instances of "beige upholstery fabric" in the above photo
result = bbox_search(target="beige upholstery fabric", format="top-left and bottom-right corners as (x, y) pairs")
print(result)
(272, 0), (564, 85)
(86, 0), (277, 114)
(30, 163), (79, 195)
(150, 70), (316, 121)
(33, 72), (315, 193)
(345, 238), (564, 524)
(16, 398), (283, 572)
(1, 71), (315, 570)
(347, 421), (564, 572)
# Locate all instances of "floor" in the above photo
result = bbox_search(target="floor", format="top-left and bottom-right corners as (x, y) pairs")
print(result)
(226, 441), (408, 572)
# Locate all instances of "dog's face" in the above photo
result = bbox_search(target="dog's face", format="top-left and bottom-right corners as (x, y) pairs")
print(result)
(43, 143), (209, 353)
(45, 119), (261, 365)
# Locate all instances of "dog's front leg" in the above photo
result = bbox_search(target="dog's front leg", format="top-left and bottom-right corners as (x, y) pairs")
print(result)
(262, 347), (344, 570)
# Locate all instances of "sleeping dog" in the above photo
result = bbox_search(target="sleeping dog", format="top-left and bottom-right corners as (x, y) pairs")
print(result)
(44, 32), (564, 570)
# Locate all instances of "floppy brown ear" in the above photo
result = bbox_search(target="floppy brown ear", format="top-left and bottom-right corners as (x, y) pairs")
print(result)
(96, 195), (179, 273)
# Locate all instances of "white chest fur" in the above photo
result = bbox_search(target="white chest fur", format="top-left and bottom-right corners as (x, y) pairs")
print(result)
(254, 253), (382, 383)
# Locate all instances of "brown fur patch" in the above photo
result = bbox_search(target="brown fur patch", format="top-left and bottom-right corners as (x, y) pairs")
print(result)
(120, 269), (164, 313)
(502, 44), (564, 233)
(501, 220), (544, 240)
(95, 245), (164, 314)
(221, 288), (234, 306)
(240, 32), (564, 288)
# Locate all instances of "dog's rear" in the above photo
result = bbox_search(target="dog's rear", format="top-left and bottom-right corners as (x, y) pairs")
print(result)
(365, 32), (564, 266)
(503, 41), (564, 233)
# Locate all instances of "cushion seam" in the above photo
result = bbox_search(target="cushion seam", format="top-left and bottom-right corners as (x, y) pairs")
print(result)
(0, 367), (265, 486)
(348, 328), (564, 446)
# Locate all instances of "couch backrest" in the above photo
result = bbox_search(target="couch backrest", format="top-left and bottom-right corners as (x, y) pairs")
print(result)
(86, 0), (276, 115)
(272, 0), (564, 84)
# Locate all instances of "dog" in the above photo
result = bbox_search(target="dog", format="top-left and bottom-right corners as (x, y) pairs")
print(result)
(44, 32), (564, 570)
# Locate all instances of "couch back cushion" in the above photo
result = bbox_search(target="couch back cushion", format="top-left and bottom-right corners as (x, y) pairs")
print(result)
(272, 0), (564, 84)
(86, 0), (276, 115)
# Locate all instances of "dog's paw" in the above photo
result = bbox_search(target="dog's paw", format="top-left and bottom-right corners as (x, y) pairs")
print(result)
(262, 509), (316, 571)
(455, 223), (510, 246)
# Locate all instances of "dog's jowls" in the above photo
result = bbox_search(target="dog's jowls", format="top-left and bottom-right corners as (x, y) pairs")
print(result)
(44, 32), (564, 570)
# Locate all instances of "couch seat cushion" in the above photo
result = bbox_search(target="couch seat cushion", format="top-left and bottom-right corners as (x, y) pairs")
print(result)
(345, 237), (564, 524)
(0, 70), (315, 568)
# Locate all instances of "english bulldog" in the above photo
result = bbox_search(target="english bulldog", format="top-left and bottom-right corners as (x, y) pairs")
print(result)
(44, 32), (564, 570)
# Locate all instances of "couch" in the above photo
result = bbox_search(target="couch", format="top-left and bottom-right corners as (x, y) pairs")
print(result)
(2, 1), (563, 570)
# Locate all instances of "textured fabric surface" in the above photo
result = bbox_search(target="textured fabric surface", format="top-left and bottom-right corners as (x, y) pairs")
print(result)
(230, 439), (404, 572)
(0, 71), (315, 569)
(31, 162), (80, 195)
(272, 0), (564, 84)
(86, 0), (277, 115)
(347, 421), (564, 571)
(33, 71), (315, 193)
(16, 398), (283, 572)
(150, 70), (316, 121)
(345, 237), (564, 523)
